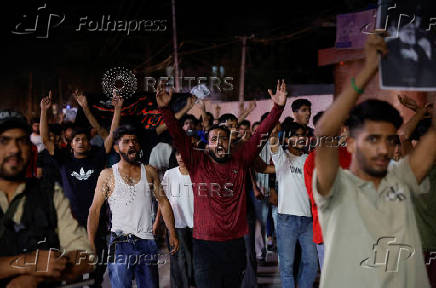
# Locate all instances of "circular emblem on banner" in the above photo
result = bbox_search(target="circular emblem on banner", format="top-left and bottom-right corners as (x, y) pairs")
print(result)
(102, 66), (137, 100)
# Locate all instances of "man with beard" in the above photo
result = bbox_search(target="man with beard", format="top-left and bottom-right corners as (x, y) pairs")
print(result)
(157, 80), (287, 288)
(313, 34), (436, 288)
(0, 110), (94, 287)
(87, 124), (179, 288)
(30, 117), (45, 153)
(40, 91), (123, 287)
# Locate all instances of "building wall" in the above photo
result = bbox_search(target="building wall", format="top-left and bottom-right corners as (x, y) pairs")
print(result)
(334, 58), (429, 123)
(189, 94), (334, 127)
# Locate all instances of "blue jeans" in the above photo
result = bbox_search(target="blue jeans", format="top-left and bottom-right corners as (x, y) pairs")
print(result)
(277, 214), (318, 288)
(108, 233), (159, 288)
(271, 205), (278, 237)
(316, 243), (324, 270)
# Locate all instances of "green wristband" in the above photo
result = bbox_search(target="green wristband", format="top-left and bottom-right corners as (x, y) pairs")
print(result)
(351, 77), (364, 94)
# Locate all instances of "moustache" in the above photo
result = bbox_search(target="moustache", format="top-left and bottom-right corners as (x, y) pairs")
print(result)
(4, 154), (23, 163)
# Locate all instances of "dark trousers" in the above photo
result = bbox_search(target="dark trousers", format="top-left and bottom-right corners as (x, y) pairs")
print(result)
(242, 213), (258, 288)
(193, 237), (246, 288)
(92, 234), (108, 288)
(167, 228), (195, 288)
(425, 251), (436, 288)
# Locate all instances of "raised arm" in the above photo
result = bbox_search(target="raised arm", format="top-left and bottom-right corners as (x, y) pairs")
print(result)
(409, 100), (436, 184)
(104, 95), (124, 153)
(269, 122), (281, 154)
(238, 101), (256, 124)
(398, 97), (432, 140)
(315, 34), (387, 196)
(75, 90), (109, 140)
(157, 83), (201, 171)
(40, 91), (54, 155)
(214, 105), (221, 124)
(198, 99), (212, 131)
(147, 165), (179, 255)
(241, 80), (286, 164)
(253, 155), (275, 174)
(155, 95), (196, 135)
(397, 98), (432, 156)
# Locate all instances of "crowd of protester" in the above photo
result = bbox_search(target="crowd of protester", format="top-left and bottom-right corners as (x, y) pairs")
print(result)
(0, 34), (435, 288)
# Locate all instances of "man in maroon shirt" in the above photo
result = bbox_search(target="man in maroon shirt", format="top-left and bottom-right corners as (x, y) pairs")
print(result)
(157, 80), (287, 288)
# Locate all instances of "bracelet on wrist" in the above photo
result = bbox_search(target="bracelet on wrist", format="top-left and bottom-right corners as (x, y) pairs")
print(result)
(351, 77), (364, 94)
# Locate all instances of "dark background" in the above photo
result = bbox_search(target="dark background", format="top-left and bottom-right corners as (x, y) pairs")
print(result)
(0, 0), (377, 115)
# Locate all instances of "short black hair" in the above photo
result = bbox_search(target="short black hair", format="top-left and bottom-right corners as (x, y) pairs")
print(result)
(113, 124), (138, 144)
(219, 113), (237, 124)
(291, 99), (312, 112)
(200, 112), (214, 128)
(346, 99), (403, 137)
(313, 111), (324, 127)
(239, 120), (250, 128)
(283, 116), (294, 123)
(31, 117), (40, 124)
(48, 124), (62, 135)
(207, 124), (230, 139)
(71, 127), (90, 140)
(168, 147), (178, 169)
(282, 117), (294, 130)
(283, 122), (307, 138)
(180, 114), (198, 126)
(62, 122), (74, 131)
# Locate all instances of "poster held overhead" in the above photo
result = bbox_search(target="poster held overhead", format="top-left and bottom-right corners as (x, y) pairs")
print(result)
(377, 0), (436, 91)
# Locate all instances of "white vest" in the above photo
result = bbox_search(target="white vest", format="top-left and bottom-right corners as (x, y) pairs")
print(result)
(108, 163), (154, 239)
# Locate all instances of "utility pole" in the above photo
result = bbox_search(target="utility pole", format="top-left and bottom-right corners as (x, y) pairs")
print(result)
(237, 35), (254, 115)
(171, 0), (180, 92)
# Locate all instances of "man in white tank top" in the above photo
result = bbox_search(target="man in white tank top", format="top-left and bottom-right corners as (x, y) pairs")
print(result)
(87, 125), (179, 288)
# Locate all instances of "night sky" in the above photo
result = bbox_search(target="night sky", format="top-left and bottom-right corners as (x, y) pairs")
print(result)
(1, 0), (376, 106)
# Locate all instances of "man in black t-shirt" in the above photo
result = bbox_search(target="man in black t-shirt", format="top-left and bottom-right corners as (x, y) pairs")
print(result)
(40, 91), (123, 287)
(51, 139), (107, 226)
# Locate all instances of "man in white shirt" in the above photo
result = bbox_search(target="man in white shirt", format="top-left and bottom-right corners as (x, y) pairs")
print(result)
(270, 122), (318, 288)
(88, 125), (179, 288)
(30, 118), (45, 153)
(313, 34), (436, 288)
(159, 150), (195, 288)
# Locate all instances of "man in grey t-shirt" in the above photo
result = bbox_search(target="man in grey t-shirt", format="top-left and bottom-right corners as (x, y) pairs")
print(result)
(313, 34), (436, 288)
